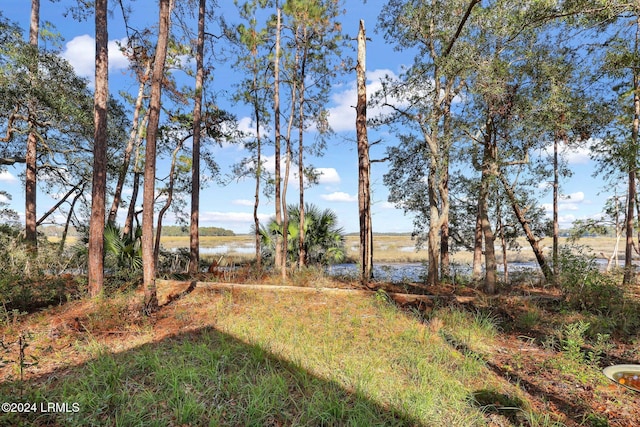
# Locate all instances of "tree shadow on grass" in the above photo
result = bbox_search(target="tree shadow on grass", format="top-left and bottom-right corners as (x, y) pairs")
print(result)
(441, 332), (597, 426)
(0, 325), (423, 426)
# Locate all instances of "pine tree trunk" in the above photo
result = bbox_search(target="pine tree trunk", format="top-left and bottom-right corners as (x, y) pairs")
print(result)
(25, 0), (39, 253)
(624, 22), (640, 285)
(155, 142), (182, 271)
(356, 20), (373, 285)
(553, 134), (560, 283)
(108, 64), (150, 225)
(88, 0), (108, 297)
(273, 5), (283, 272)
(298, 35), (307, 269)
(142, 0), (172, 313)
(189, 0), (206, 275)
(253, 85), (262, 270)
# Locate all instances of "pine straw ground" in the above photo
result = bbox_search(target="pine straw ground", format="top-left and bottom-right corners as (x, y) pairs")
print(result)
(0, 271), (639, 426)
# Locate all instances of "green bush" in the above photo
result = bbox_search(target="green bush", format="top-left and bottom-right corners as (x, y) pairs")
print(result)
(0, 224), (83, 311)
(557, 245), (623, 313)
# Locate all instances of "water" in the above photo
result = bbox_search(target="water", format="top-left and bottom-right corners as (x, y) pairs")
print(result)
(199, 245), (255, 254)
(327, 263), (428, 282)
(326, 258), (620, 283)
(326, 261), (547, 283)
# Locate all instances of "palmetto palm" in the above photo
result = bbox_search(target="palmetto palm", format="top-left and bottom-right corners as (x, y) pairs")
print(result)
(258, 203), (346, 266)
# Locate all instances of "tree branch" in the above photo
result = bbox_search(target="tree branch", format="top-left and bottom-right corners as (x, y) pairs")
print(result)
(0, 157), (26, 165)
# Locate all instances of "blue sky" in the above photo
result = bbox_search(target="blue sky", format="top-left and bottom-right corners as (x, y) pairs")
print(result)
(0, 1), (611, 234)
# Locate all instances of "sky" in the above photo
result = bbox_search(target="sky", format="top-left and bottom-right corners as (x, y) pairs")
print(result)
(0, 0), (613, 235)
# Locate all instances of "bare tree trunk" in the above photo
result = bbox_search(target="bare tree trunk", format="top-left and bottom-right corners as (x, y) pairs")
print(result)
(356, 20), (373, 285)
(273, 5), (283, 272)
(280, 21), (300, 281)
(281, 152), (290, 280)
(59, 185), (84, 256)
(253, 94), (262, 269)
(108, 64), (150, 225)
(624, 169), (636, 284)
(479, 144), (497, 293)
(427, 153), (440, 286)
(624, 20), (640, 285)
(25, 0), (40, 253)
(281, 103), (294, 280)
(142, 0), (172, 313)
(298, 84), (306, 269)
(123, 114), (148, 239)
(37, 182), (82, 226)
(496, 192), (508, 284)
(479, 193), (496, 293)
(552, 133), (560, 283)
(154, 141), (183, 271)
(440, 102), (452, 278)
(472, 204), (483, 281)
(88, 0), (109, 297)
(188, 0), (206, 275)
(499, 173), (553, 282)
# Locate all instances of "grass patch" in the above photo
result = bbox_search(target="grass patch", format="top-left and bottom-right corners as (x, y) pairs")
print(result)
(0, 288), (538, 426)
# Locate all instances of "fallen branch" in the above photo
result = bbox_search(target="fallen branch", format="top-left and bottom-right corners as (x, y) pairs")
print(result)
(155, 279), (563, 305)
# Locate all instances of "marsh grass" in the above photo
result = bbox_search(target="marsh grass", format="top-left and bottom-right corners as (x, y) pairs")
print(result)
(0, 288), (548, 426)
(159, 234), (622, 268)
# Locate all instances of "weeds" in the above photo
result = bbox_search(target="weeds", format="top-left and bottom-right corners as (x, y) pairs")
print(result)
(545, 321), (613, 385)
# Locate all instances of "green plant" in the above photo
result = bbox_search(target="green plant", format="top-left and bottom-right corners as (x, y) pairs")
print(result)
(72, 224), (143, 275)
(557, 245), (623, 312)
(587, 333), (613, 367)
(258, 203), (346, 266)
(562, 321), (589, 363)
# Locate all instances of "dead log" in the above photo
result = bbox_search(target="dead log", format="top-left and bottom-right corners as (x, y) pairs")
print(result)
(153, 279), (535, 305)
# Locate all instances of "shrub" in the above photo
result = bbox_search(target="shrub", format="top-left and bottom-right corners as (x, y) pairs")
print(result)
(557, 245), (623, 312)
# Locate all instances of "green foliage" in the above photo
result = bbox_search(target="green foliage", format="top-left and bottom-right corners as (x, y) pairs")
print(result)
(72, 224), (143, 278)
(104, 223), (143, 271)
(0, 224), (78, 311)
(546, 321), (613, 386)
(556, 245), (623, 312)
(561, 320), (590, 363)
(259, 203), (346, 266)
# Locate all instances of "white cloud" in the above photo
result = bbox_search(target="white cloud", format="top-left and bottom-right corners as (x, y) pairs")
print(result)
(564, 146), (591, 165)
(321, 192), (357, 202)
(544, 191), (586, 214)
(232, 199), (254, 207)
(262, 156), (340, 187)
(558, 203), (580, 211)
(0, 171), (18, 183)
(561, 191), (585, 203)
(237, 116), (270, 144)
(378, 201), (397, 210)
(200, 211), (270, 224)
(315, 168), (340, 185)
(61, 35), (129, 81)
(0, 194), (8, 203)
(327, 69), (404, 132)
(541, 143), (592, 165)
